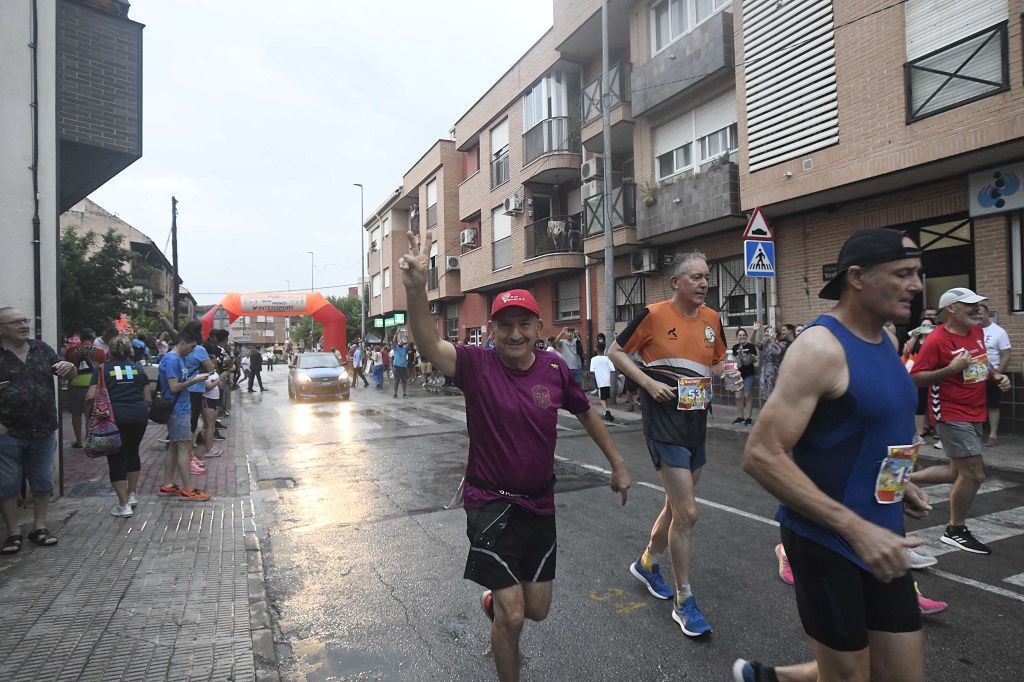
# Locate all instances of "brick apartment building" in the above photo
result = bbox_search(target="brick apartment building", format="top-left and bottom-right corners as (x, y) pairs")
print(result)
(365, 0), (1023, 431)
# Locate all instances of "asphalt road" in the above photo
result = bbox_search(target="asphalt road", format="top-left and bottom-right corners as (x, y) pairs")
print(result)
(239, 369), (1024, 681)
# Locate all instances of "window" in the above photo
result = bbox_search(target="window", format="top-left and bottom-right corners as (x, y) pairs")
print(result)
(556, 278), (580, 321)
(904, 2), (1009, 122)
(445, 303), (459, 339)
(657, 143), (693, 181)
(428, 242), (439, 290)
(463, 145), (480, 180)
(707, 256), (757, 327)
(651, 0), (729, 53)
(426, 178), (438, 228)
(1012, 212), (1023, 312)
(370, 227), (380, 251)
(468, 327), (482, 345)
(371, 273), (382, 298)
(383, 267), (390, 289)
(615, 275), (646, 322)
(382, 215), (390, 237)
(698, 124), (738, 163)
(492, 206), (512, 270)
(491, 119), (510, 189)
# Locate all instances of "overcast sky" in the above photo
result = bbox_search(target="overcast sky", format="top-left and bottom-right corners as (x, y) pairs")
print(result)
(90, 0), (554, 306)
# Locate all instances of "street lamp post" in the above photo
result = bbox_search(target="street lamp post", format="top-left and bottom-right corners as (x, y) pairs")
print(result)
(353, 183), (366, 343)
(307, 251), (314, 291)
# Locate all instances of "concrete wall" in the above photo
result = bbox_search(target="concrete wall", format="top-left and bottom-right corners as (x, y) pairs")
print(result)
(636, 161), (741, 240)
(1, 0), (61, 346)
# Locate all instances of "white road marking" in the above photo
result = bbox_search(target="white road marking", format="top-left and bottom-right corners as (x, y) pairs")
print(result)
(907, 506), (1024, 557)
(919, 478), (1017, 505)
(1004, 572), (1024, 589)
(553, 456), (1024, 603)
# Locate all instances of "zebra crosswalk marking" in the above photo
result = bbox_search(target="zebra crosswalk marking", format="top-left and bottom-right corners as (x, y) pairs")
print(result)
(920, 478), (1017, 505)
(907, 505), (1024, 557)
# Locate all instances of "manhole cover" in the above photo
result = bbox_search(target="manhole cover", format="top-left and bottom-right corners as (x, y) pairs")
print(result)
(258, 478), (296, 490)
(553, 461), (609, 493)
(67, 482), (115, 497)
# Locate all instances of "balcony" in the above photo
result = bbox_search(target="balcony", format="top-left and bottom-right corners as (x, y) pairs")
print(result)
(491, 151), (510, 189)
(525, 215), (583, 259)
(636, 159), (745, 242)
(631, 10), (733, 117)
(56, 0), (143, 212)
(523, 117), (581, 166)
(582, 62), (631, 126)
(584, 183), (636, 237)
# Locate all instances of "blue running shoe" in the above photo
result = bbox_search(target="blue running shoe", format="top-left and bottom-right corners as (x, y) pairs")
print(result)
(629, 560), (673, 600)
(732, 659), (774, 682)
(672, 595), (711, 637)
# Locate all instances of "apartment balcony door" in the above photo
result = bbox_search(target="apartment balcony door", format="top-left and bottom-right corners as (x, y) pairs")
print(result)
(532, 194), (551, 223)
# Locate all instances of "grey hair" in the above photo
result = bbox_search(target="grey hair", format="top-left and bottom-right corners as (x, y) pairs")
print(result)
(669, 251), (708, 278)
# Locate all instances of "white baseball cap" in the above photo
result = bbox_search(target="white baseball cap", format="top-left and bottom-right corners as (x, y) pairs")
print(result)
(938, 287), (986, 308)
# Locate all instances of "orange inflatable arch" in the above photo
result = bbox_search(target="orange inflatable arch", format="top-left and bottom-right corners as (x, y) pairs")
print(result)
(201, 291), (347, 353)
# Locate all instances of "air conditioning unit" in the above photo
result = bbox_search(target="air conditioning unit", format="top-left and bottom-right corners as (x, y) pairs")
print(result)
(582, 179), (602, 199)
(446, 256), (460, 270)
(459, 228), (477, 246)
(429, 302), (441, 315)
(631, 247), (660, 274)
(503, 193), (523, 215)
(581, 157), (605, 181)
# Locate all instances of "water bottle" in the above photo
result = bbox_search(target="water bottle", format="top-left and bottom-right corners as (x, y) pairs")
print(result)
(724, 350), (741, 392)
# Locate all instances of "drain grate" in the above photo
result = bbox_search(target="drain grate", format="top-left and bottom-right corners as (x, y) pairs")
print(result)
(258, 478), (296, 490)
(67, 481), (115, 497)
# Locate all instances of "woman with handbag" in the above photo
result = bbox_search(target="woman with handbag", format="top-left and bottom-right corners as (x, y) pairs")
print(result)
(86, 336), (152, 518)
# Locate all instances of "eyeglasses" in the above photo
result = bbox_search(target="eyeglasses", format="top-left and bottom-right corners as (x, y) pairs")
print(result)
(0, 319), (30, 326)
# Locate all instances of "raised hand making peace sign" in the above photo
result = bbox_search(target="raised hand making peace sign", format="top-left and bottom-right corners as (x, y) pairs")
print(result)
(398, 229), (431, 291)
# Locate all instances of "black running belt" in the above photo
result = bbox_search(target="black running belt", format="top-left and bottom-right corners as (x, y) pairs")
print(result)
(465, 475), (556, 500)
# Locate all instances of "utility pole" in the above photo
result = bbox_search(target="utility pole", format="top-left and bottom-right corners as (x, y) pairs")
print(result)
(600, 0), (615, 360)
(171, 196), (179, 330)
(353, 183), (366, 343)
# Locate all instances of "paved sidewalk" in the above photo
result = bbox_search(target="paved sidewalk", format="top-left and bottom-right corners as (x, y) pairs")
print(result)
(0, 393), (277, 681)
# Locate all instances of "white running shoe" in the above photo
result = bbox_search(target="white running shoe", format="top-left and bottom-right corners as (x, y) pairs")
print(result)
(127, 492), (139, 507)
(907, 548), (937, 569)
(110, 503), (133, 518)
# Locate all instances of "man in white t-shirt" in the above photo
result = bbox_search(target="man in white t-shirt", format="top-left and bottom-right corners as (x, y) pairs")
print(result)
(979, 303), (1012, 446)
(589, 343), (616, 422)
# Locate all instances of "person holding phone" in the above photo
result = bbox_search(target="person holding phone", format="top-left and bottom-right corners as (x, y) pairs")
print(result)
(0, 307), (77, 554)
(157, 331), (211, 501)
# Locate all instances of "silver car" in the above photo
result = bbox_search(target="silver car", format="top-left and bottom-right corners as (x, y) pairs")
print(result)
(288, 352), (351, 401)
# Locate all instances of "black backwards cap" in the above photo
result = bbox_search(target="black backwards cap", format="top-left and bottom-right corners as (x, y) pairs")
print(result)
(819, 228), (921, 300)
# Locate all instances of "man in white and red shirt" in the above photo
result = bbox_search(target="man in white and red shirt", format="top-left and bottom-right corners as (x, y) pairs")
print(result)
(910, 288), (1011, 555)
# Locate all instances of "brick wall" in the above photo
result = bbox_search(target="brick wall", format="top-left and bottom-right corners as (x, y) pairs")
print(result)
(56, 0), (142, 154)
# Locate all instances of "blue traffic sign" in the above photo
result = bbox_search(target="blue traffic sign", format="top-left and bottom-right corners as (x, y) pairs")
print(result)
(744, 240), (775, 277)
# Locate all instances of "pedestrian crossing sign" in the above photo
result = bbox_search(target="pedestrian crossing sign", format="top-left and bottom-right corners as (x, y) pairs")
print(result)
(744, 240), (775, 277)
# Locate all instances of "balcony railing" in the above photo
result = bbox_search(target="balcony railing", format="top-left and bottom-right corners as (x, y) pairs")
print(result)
(491, 151), (510, 189)
(582, 62), (631, 126)
(523, 117), (581, 166)
(584, 183), (637, 236)
(525, 214), (583, 259)
(493, 237), (512, 270)
(427, 267), (439, 291)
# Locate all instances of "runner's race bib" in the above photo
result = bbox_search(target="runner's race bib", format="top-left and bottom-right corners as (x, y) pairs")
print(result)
(962, 354), (988, 384)
(677, 377), (710, 411)
(875, 441), (921, 504)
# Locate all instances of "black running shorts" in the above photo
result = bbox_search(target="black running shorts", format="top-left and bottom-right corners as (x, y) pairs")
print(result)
(781, 526), (921, 652)
(464, 501), (556, 590)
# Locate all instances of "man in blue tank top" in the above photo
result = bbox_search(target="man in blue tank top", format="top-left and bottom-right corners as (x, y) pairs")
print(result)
(739, 229), (934, 682)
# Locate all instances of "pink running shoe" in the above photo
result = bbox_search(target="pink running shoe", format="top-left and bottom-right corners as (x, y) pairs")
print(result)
(775, 543), (794, 585)
(190, 458), (207, 475)
(916, 582), (948, 615)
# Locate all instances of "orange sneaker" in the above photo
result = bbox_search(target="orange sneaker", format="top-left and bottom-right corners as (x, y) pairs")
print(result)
(159, 484), (180, 496)
(178, 488), (211, 501)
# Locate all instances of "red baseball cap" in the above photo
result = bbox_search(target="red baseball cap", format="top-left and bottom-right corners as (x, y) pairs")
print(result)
(491, 289), (541, 318)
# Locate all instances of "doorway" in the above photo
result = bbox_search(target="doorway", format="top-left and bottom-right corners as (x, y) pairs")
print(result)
(905, 216), (974, 325)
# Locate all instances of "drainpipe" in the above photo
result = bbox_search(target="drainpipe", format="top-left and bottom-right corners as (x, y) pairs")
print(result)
(30, 0), (42, 340)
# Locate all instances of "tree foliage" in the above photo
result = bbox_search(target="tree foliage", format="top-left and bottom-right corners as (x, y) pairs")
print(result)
(326, 294), (365, 343)
(290, 316), (323, 349)
(59, 226), (139, 336)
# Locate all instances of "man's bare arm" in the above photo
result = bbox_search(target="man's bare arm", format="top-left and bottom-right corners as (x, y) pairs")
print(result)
(399, 230), (456, 377)
(575, 408), (631, 505)
(607, 341), (674, 403)
(742, 326), (918, 582)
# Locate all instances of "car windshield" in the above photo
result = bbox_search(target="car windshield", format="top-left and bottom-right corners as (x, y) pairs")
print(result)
(296, 354), (341, 369)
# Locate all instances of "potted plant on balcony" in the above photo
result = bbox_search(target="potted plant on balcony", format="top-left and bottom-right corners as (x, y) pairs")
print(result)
(639, 179), (659, 208)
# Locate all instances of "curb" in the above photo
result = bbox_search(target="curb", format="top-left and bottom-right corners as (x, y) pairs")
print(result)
(235, 401), (281, 682)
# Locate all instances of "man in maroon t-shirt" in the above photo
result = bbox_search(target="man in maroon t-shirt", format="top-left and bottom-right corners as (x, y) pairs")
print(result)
(911, 288), (1010, 555)
(400, 229), (631, 682)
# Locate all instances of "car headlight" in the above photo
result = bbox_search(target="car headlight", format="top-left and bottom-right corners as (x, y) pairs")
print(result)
(297, 374), (311, 383)
(338, 371), (348, 381)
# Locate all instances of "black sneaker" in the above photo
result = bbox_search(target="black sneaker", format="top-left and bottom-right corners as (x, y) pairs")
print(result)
(603, 411), (615, 422)
(941, 526), (991, 555)
(744, 418), (752, 426)
(732, 417), (745, 424)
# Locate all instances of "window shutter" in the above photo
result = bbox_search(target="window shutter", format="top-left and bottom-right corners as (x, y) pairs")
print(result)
(653, 113), (693, 157)
(490, 119), (509, 155)
(694, 89), (737, 140)
(905, 0), (1006, 60)
(742, 0), (839, 171)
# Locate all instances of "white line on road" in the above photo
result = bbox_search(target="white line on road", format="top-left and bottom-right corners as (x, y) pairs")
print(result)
(907, 506), (1024, 557)
(554, 456), (1024, 603)
(919, 478), (1017, 505)
(1004, 572), (1024, 589)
